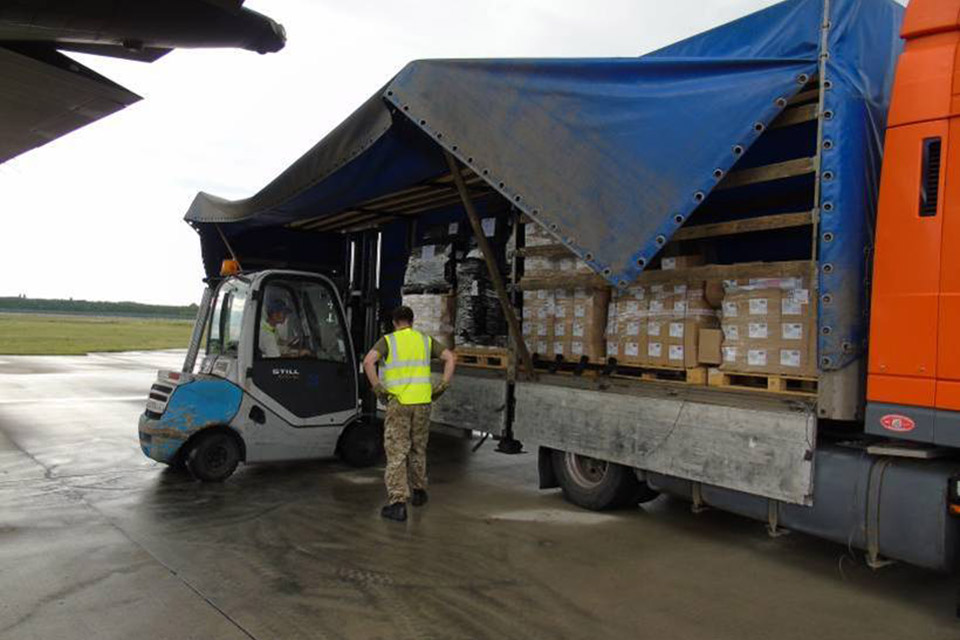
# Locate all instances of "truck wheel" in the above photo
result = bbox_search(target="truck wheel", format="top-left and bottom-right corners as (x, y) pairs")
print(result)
(186, 431), (240, 482)
(552, 450), (650, 510)
(338, 421), (383, 467)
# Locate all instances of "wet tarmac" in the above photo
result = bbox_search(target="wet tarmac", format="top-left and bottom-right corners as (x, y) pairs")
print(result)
(0, 350), (958, 639)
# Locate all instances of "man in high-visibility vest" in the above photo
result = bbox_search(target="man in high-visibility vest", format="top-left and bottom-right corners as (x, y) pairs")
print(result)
(363, 305), (456, 522)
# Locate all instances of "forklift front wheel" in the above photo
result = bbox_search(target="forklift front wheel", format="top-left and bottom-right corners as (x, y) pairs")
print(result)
(186, 430), (241, 482)
(338, 420), (384, 467)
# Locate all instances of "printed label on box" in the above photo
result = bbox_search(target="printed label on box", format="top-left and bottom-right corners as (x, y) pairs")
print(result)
(421, 245), (436, 260)
(780, 349), (801, 367)
(537, 289), (548, 300)
(554, 342), (565, 355)
(782, 298), (802, 315)
(749, 299), (768, 315)
(625, 342), (640, 357)
(723, 346), (738, 363)
(649, 300), (664, 313)
(481, 217), (496, 237)
(556, 305), (566, 318)
(575, 287), (587, 299)
(748, 322), (768, 339)
(629, 286), (645, 299)
(648, 322), (661, 336)
(555, 288), (569, 299)
(522, 308), (531, 319)
(674, 301), (688, 315)
(674, 284), (687, 294)
(522, 323), (532, 335)
(648, 342), (662, 357)
(575, 304), (586, 318)
(448, 222), (459, 235)
(537, 307), (548, 319)
(782, 323), (803, 340)
(723, 324), (739, 341)
(651, 284), (665, 294)
(554, 322), (565, 336)
(470, 281), (479, 296)
(669, 345), (684, 361)
(625, 301), (639, 314)
(669, 322), (684, 338)
(573, 320), (585, 337)
(661, 257), (677, 270)
(572, 341), (584, 355)
(748, 349), (768, 366)
(606, 317), (617, 334)
(723, 301), (738, 318)
(791, 289), (810, 304)
(627, 321), (641, 336)
(537, 323), (547, 337)
(607, 342), (619, 356)
(537, 340), (547, 353)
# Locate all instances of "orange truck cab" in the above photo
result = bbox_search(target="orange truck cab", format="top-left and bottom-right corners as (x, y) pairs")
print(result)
(868, 0), (960, 444)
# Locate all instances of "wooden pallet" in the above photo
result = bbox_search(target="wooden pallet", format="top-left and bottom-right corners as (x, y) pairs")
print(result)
(610, 364), (708, 385)
(455, 346), (509, 369)
(707, 368), (817, 395)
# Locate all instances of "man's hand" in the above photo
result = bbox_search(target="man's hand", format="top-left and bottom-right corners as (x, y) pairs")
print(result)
(431, 381), (450, 401)
(373, 383), (392, 405)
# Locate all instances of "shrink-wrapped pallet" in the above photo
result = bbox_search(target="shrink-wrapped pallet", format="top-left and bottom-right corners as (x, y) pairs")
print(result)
(402, 293), (456, 349)
(719, 275), (815, 376)
(402, 244), (454, 293)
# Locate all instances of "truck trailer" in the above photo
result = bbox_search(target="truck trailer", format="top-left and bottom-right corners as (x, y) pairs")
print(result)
(139, 0), (960, 572)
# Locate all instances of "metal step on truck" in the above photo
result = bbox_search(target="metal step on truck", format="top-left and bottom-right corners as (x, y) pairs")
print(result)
(139, 0), (960, 573)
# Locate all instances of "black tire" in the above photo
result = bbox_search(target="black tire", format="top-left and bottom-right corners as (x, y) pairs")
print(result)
(338, 421), (383, 467)
(552, 450), (657, 510)
(186, 430), (241, 482)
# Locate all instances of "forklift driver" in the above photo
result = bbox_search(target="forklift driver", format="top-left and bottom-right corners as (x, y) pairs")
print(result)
(260, 296), (309, 358)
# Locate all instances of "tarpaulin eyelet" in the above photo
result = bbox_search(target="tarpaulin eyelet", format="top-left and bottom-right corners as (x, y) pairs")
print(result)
(713, 169), (723, 179)
(775, 97), (787, 108)
(618, 280), (628, 288)
(823, 110), (834, 120)
(452, 145), (458, 151)
(823, 202), (834, 212)
(842, 341), (854, 353)
(822, 294), (833, 304)
(821, 357), (831, 367)
(603, 268), (612, 277)
(822, 326), (832, 335)
(403, 105), (409, 111)
(637, 257), (646, 267)
(585, 253), (594, 261)
(419, 119), (426, 125)
(674, 215), (684, 224)
(823, 263), (834, 274)
(514, 195), (521, 202)
(498, 182), (505, 188)
(532, 209), (539, 216)
(824, 80), (833, 90)
(822, 171), (834, 181)
(387, 90), (393, 96)
(823, 232), (834, 242)
(797, 73), (809, 84)
(733, 145), (744, 155)
(550, 223), (559, 231)
(467, 157), (474, 164)
(753, 122), (765, 133)
(656, 235), (666, 245)
(482, 169), (489, 175)
(822, 140), (833, 150)
(436, 133), (443, 139)
(694, 192), (705, 202)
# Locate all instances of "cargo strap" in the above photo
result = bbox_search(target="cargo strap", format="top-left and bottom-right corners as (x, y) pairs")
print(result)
(865, 457), (895, 569)
(766, 499), (789, 538)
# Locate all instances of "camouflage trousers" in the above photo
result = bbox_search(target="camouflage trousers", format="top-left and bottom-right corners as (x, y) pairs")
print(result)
(384, 400), (432, 504)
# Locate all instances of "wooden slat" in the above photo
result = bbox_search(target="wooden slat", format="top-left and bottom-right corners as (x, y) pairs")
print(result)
(770, 103), (818, 129)
(717, 157), (816, 191)
(514, 244), (573, 258)
(787, 88), (819, 106)
(518, 259), (813, 290)
(672, 211), (814, 241)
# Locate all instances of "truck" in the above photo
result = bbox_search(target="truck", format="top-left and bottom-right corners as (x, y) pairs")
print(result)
(139, 0), (960, 572)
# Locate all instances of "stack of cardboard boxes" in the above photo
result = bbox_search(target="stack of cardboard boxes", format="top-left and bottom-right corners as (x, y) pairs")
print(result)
(718, 276), (815, 377)
(605, 281), (720, 369)
(522, 288), (609, 360)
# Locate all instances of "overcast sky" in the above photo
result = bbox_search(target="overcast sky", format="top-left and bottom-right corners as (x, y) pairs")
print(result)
(0, 0), (896, 305)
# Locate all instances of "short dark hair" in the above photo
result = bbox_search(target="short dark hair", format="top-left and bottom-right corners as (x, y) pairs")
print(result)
(391, 305), (414, 325)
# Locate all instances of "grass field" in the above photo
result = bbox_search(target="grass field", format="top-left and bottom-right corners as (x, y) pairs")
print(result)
(0, 313), (194, 355)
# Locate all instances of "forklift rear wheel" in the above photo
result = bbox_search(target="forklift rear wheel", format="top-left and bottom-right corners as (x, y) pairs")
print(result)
(186, 431), (241, 482)
(338, 421), (383, 467)
(552, 450), (655, 510)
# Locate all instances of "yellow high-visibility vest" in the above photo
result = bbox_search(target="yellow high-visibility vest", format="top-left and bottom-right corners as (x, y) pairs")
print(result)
(382, 328), (432, 405)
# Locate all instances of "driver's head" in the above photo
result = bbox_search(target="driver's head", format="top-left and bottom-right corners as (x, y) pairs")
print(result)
(391, 305), (414, 330)
(266, 298), (289, 326)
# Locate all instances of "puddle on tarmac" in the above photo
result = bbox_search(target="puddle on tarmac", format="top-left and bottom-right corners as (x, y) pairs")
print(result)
(487, 508), (619, 525)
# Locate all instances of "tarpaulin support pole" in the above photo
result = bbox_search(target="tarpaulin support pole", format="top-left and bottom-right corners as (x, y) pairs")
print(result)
(444, 150), (536, 379)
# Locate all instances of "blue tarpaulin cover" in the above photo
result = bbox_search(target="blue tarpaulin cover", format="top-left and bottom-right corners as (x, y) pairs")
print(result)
(186, 0), (904, 372)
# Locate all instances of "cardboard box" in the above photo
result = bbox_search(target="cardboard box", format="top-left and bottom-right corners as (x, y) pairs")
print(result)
(660, 254), (705, 271)
(698, 328), (723, 365)
(403, 293), (456, 348)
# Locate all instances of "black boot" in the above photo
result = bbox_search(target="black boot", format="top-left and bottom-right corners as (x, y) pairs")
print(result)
(411, 489), (429, 507)
(381, 502), (407, 521)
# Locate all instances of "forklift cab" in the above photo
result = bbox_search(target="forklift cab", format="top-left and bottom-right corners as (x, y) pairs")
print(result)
(138, 269), (380, 481)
